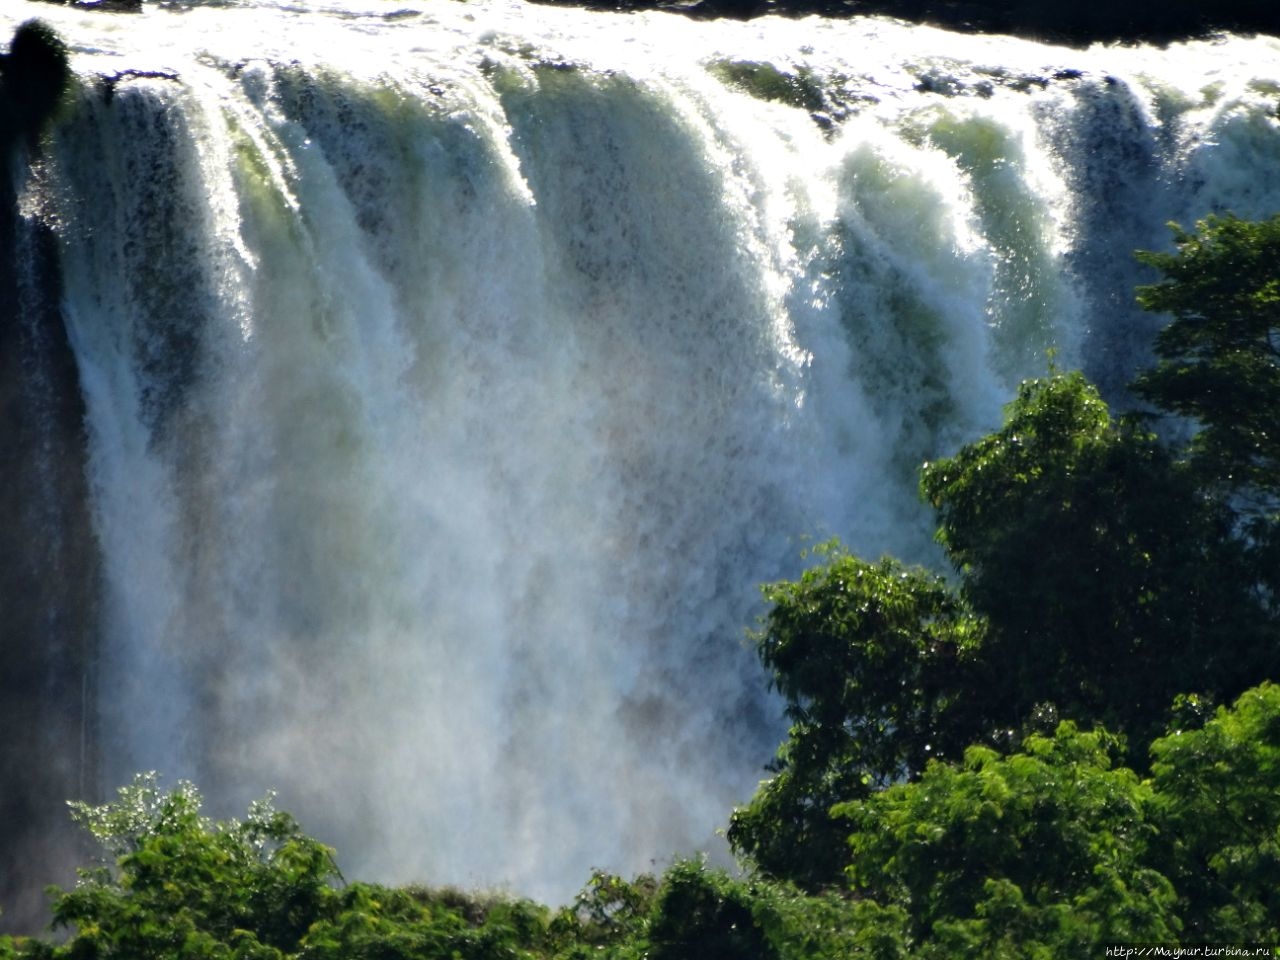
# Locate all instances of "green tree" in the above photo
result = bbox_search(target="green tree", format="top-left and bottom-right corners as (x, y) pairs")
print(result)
(726, 546), (987, 889)
(1133, 214), (1280, 512)
(835, 722), (1180, 953)
(1132, 213), (1280, 601)
(733, 371), (1277, 895)
(298, 882), (555, 960)
(553, 869), (656, 956)
(43, 775), (573, 960)
(646, 861), (777, 960)
(1147, 682), (1280, 942)
(920, 371), (1269, 754)
(642, 860), (911, 960)
(49, 774), (338, 959)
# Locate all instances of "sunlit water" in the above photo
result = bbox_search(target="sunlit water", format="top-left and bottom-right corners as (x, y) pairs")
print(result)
(5, 0), (1279, 900)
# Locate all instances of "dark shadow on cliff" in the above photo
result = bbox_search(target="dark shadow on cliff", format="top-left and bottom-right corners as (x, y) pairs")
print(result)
(0, 20), (102, 936)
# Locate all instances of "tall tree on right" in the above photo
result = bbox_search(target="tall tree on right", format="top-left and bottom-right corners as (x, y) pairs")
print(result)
(1133, 212), (1280, 613)
(1133, 214), (1280, 514)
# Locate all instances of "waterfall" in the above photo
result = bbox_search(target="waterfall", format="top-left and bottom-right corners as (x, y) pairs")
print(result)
(2, 0), (1278, 920)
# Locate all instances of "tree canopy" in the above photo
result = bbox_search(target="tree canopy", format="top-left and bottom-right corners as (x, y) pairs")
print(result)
(731, 367), (1276, 886)
(832, 685), (1280, 953)
(1133, 214), (1280, 517)
(726, 549), (988, 888)
(728, 212), (1280, 936)
(921, 371), (1272, 749)
(838, 722), (1180, 952)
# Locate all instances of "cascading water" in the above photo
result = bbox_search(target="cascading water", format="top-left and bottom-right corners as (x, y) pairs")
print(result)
(2, 0), (1278, 926)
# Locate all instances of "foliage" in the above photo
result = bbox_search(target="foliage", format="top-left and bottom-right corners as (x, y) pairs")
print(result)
(1132, 214), (1280, 601)
(836, 722), (1179, 951)
(1147, 682), (1280, 942)
(764, 888), (910, 960)
(49, 773), (339, 959)
(726, 547), (987, 889)
(731, 213), (1280, 930)
(642, 860), (912, 960)
(825, 683), (1280, 954)
(555, 869), (656, 953)
(298, 882), (555, 960)
(733, 372), (1274, 891)
(921, 371), (1271, 752)
(1133, 214), (1280, 512)
(9, 682), (1280, 958)
(16, 811), (910, 960)
(645, 861), (777, 960)
(36, 776), (588, 960)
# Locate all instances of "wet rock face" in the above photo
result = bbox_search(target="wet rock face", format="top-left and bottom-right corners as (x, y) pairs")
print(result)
(0, 20), (101, 937)
(0, 203), (100, 935)
(0, 219), (100, 933)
